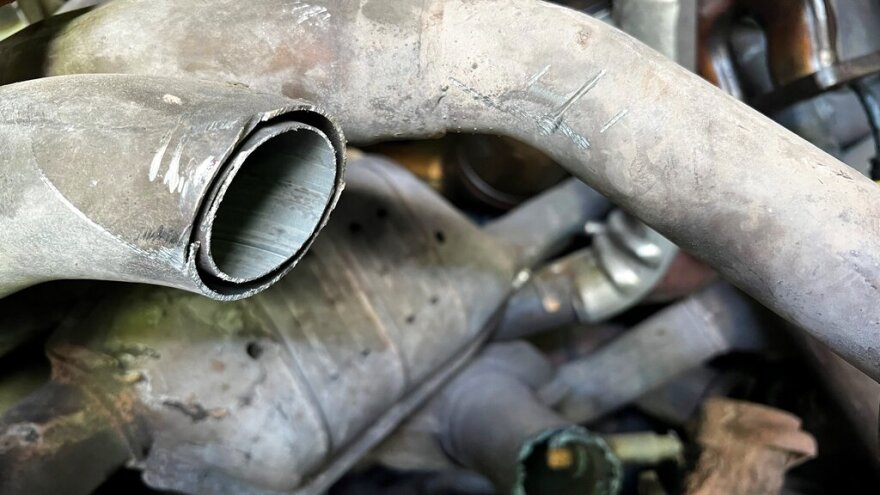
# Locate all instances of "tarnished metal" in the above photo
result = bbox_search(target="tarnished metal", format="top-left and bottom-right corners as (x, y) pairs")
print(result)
(647, 251), (717, 302)
(444, 134), (570, 210)
(437, 343), (620, 495)
(0, 380), (140, 495)
(0, 74), (345, 301)
(495, 210), (677, 340)
(554, 284), (767, 423)
(755, 51), (880, 113)
(684, 399), (818, 495)
(635, 367), (741, 426)
(0, 155), (518, 495)
(699, 0), (837, 98)
(699, 0), (880, 112)
(485, 178), (611, 269)
(375, 343), (622, 495)
(6, 0), (878, 381)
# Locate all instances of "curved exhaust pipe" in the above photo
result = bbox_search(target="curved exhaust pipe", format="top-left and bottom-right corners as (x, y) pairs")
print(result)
(3, 0), (880, 381)
(0, 74), (345, 300)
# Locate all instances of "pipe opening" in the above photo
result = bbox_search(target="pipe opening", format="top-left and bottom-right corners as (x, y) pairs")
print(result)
(196, 120), (339, 286)
(516, 427), (620, 495)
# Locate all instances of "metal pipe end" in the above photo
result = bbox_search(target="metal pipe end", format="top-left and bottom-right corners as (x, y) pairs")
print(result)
(515, 426), (622, 495)
(191, 113), (345, 300)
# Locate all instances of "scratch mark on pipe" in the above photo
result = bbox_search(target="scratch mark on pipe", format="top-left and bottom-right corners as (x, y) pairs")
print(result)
(163, 142), (184, 193)
(450, 77), (591, 150)
(149, 136), (171, 182)
(526, 65), (567, 107)
(450, 78), (506, 114)
(289, 1), (330, 24)
(559, 124), (591, 149)
(540, 69), (607, 134)
(35, 172), (159, 258)
(600, 109), (628, 133)
(814, 161), (855, 182)
(526, 65), (552, 88)
(556, 70), (607, 118)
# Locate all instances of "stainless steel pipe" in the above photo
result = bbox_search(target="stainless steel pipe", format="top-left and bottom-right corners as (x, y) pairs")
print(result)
(0, 74), (345, 300)
(3, 0), (880, 381)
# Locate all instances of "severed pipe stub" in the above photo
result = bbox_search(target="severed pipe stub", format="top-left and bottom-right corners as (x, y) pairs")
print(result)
(0, 74), (345, 301)
(193, 120), (340, 285)
(515, 426), (622, 495)
(685, 398), (818, 495)
(435, 343), (621, 495)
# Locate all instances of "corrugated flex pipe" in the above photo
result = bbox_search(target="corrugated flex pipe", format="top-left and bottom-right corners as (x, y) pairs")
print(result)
(3, 0), (880, 381)
(0, 74), (345, 300)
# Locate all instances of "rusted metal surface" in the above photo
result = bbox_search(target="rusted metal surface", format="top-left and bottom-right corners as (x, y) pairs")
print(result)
(0, 156), (518, 495)
(754, 0), (880, 111)
(699, 0), (880, 112)
(755, 51), (880, 113)
(6, 0), (878, 382)
(0, 378), (145, 495)
(0, 74), (345, 301)
(369, 135), (571, 211)
(685, 399), (818, 495)
(699, 0), (837, 96)
(647, 251), (717, 302)
(444, 135), (569, 210)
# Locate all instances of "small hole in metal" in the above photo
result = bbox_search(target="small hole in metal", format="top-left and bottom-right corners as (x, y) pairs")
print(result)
(246, 342), (263, 359)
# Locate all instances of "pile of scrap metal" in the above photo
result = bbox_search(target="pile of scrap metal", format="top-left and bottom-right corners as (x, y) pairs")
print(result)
(0, 0), (879, 493)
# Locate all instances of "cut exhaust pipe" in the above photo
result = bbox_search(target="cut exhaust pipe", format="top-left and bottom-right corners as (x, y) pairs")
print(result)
(437, 344), (621, 495)
(0, 74), (345, 300)
(4, 0), (880, 381)
(0, 155), (518, 495)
